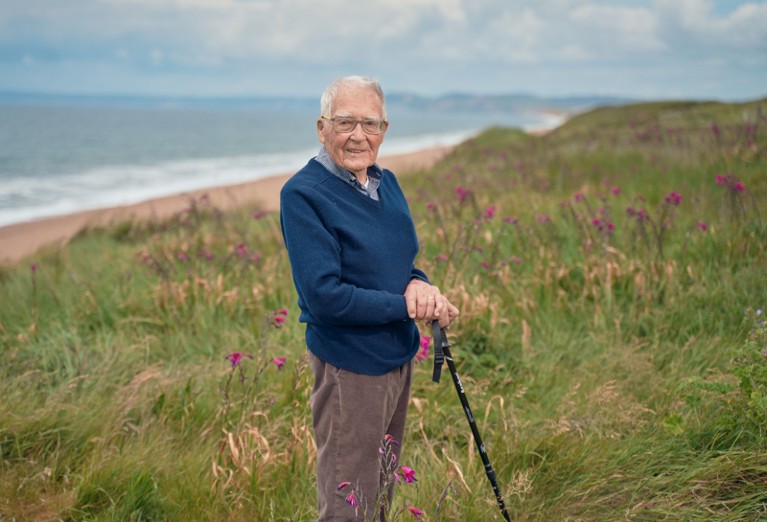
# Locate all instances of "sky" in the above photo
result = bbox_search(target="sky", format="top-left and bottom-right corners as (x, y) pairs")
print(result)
(1, 0), (766, 102)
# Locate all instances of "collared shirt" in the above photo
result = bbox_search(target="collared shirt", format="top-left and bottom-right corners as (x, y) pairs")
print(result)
(315, 146), (382, 201)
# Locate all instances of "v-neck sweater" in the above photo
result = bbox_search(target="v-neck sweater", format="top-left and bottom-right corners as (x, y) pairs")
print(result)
(280, 158), (428, 375)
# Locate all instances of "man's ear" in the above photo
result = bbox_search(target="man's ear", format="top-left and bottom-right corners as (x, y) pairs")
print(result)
(317, 119), (326, 143)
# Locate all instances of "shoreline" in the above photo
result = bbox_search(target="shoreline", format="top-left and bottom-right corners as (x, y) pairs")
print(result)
(0, 146), (455, 265)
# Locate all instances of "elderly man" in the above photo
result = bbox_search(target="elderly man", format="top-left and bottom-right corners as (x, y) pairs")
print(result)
(280, 76), (459, 521)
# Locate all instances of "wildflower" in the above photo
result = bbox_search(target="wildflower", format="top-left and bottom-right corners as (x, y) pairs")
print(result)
(573, 192), (585, 202)
(664, 191), (682, 206)
(734, 181), (746, 192)
(435, 254), (447, 263)
(715, 174), (727, 186)
(536, 214), (551, 223)
(345, 490), (359, 507)
(610, 186), (621, 196)
(483, 205), (497, 219)
(757, 309), (763, 316)
(384, 434), (400, 447)
(400, 466), (416, 483)
(29, 263), (38, 273)
(337, 481), (351, 490)
(253, 210), (269, 220)
(503, 216), (519, 224)
(235, 242), (248, 257)
(455, 186), (471, 203)
(224, 352), (253, 368)
(425, 201), (437, 212)
(511, 256), (521, 264)
(177, 251), (188, 262)
(416, 336), (430, 363)
(696, 221), (708, 232)
(272, 356), (287, 370)
(711, 121), (721, 140)
(272, 309), (287, 327)
(407, 506), (426, 520)
(276, 308), (288, 316)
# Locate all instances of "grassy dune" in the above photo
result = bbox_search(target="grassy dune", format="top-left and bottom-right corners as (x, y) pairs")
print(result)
(1, 99), (766, 521)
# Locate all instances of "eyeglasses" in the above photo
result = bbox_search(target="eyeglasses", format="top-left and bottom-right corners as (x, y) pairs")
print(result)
(321, 115), (388, 135)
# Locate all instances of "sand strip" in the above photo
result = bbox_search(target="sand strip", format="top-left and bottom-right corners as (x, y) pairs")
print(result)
(0, 146), (454, 265)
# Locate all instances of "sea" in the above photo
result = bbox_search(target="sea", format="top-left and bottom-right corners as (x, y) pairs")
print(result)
(0, 96), (564, 228)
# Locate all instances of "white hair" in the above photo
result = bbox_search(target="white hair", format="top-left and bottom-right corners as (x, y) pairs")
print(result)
(320, 76), (387, 119)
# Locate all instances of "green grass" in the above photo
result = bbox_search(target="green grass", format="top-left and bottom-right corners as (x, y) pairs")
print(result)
(1, 98), (766, 521)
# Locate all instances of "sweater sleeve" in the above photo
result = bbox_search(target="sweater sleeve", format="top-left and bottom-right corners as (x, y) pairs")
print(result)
(280, 182), (410, 326)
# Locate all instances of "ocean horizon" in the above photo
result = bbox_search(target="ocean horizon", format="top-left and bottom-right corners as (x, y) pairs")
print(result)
(0, 95), (569, 228)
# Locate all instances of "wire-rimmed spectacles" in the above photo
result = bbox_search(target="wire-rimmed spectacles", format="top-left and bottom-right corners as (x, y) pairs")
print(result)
(321, 115), (388, 135)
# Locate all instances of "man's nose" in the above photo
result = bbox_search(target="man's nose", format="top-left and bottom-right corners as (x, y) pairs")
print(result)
(349, 121), (367, 138)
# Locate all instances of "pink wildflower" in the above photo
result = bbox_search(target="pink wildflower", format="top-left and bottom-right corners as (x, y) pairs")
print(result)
(400, 466), (416, 483)
(253, 210), (269, 220)
(455, 186), (471, 203)
(715, 174), (727, 186)
(664, 191), (682, 206)
(416, 336), (430, 363)
(345, 490), (359, 507)
(337, 481), (351, 490)
(435, 254), (448, 263)
(272, 356), (287, 370)
(536, 214), (551, 223)
(425, 201), (437, 212)
(734, 181), (746, 192)
(29, 263), (38, 273)
(407, 506), (426, 520)
(573, 192), (585, 202)
(697, 221), (708, 232)
(384, 434), (399, 447)
(511, 256), (521, 264)
(503, 216), (519, 224)
(483, 205), (497, 219)
(610, 186), (621, 196)
(235, 242), (248, 257)
(177, 251), (188, 262)
(225, 352), (253, 368)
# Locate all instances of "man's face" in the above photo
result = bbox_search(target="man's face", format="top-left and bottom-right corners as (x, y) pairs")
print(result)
(317, 84), (387, 180)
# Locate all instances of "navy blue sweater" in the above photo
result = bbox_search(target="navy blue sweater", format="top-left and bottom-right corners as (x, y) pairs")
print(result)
(279, 158), (428, 375)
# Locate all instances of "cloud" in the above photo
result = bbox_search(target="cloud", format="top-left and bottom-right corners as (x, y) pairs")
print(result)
(0, 0), (764, 98)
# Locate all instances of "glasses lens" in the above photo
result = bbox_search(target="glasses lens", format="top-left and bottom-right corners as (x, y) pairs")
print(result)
(329, 118), (384, 134)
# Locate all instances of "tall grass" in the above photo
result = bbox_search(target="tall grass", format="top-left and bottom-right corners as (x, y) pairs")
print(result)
(1, 98), (765, 521)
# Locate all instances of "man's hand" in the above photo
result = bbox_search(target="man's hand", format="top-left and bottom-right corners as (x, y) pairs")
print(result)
(404, 279), (460, 327)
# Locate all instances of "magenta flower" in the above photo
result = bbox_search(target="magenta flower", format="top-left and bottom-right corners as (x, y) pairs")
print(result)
(345, 490), (359, 507)
(177, 251), (188, 262)
(407, 506), (425, 520)
(272, 309), (288, 327)
(483, 205), (497, 219)
(734, 181), (746, 192)
(455, 186), (471, 203)
(435, 254), (448, 263)
(503, 216), (519, 224)
(715, 174), (727, 186)
(610, 186), (621, 196)
(271, 356), (287, 369)
(573, 192), (585, 202)
(664, 191), (682, 206)
(511, 256), (521, 264)
(384, 434), (400, 447)
(225, 352), (253, 368)
(253, 210), (270, 220)
(416, 336), (430, 363)
(425, 201), (437, 212)
(697, 221), (708, 232)
(337, 481), (351, 490)
(400, 466), (416, 483)
(29, 262), (38, 273)
(536, 214), (551, 223)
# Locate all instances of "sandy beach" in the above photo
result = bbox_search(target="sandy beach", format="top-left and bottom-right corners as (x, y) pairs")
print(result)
(0, 146), (454, 265)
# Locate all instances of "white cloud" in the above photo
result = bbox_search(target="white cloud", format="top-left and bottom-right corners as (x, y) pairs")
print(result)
(0, 0), (764, 99)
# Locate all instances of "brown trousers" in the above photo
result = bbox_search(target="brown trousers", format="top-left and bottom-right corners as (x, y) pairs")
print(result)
(309, 353), (413, 521)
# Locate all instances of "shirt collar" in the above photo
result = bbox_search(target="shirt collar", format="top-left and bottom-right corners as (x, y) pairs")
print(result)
(316, 146), (383, 183)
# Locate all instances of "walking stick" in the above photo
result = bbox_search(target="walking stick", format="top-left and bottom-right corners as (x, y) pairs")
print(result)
(431, 320), (512, 522)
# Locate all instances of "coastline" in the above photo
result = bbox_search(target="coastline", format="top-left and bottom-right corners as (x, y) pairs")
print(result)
(0, 146), (454, 264)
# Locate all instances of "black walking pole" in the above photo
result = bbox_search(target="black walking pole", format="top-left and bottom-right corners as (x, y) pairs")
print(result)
(431, 320), (512, 522)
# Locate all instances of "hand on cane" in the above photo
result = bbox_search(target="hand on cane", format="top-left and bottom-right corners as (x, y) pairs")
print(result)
(404, 279), (459, 327)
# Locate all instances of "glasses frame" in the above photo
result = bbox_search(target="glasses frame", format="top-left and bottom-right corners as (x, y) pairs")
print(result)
(321, 115), (388, 135)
